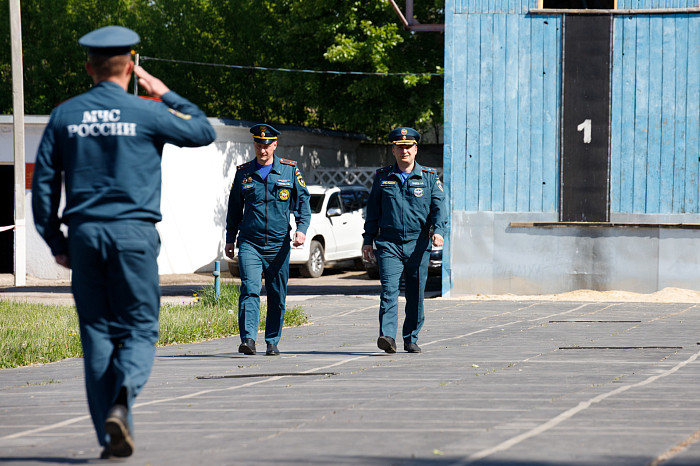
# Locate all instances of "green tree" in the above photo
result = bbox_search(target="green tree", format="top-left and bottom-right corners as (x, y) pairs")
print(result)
(1, 0), (444, 141)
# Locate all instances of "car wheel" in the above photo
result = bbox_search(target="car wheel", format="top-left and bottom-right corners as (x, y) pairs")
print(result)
(365, 268), (380, 280)
(299, 240), (324, 278)
(227, 261), (239, 277)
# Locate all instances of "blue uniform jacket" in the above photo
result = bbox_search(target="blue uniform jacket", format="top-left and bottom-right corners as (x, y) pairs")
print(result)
(363, 162), (447, 245)
(32, 81), (216, 256)
(226, 155), (311, 247)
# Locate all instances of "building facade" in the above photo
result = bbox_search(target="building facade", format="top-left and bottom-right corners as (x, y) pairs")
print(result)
(443, 0), (699, 294)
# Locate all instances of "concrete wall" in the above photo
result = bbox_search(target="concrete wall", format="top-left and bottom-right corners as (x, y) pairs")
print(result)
(0, 117), (364, 279)
(450, 211), (700, 295)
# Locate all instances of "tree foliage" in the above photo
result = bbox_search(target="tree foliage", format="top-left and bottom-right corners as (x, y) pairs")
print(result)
(1, 0), (444, 141)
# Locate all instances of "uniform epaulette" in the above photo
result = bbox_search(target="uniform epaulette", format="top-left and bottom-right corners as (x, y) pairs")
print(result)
(237, 160), (254, 169)
(376, 165), (392, 173)
(280, 158), (297, 166)
(422, 166), (437, 174)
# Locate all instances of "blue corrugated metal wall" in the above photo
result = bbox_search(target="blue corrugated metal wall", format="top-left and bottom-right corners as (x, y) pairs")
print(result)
(445, 0), (700, 214)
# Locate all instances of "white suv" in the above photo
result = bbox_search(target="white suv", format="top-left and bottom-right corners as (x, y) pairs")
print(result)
(228, 184), (370, 278)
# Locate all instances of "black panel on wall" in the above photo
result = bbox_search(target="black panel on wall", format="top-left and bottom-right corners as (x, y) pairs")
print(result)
(0, 166), (13, 273)
(560, 15), (612, 222)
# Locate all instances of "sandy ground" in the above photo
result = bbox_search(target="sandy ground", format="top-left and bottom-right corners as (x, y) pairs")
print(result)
(446, 287), (700, 303)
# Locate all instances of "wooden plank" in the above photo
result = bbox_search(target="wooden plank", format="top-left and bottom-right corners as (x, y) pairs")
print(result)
(646, 15), (664, 213)
(619, 16), (636, 213)
(466, 13), (482, 211)
(610, 16), (624, 213)
(450, 13), (468, 212)
(443, 0), (455, 214)
(633, 15), (650, 212)
(491, 14), (507, 211)
(479, 14), (494, 211)
(687, 15), (700, 213)
(675, 18), (691, 211)
(516, 15), (532, 212)
(504, 14), (520, 211)
(529, 17), (545, 212)
(542, 15), (559, 213)
(660, 15), (677, 213)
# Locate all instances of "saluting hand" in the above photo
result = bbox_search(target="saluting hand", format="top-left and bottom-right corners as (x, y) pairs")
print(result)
(432, 234), (444, 248)
(134, 66), (170, 99)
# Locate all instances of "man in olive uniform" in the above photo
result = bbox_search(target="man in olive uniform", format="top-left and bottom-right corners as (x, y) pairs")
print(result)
(225, 124), (311, 356)
(362, 127), (447, 354)
(32, 26), (216, 458)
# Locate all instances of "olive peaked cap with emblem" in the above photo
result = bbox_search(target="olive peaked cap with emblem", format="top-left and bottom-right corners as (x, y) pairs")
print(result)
(389, 127), (421, 146)
(250, 123), (280, 144)
(78, 25), (140, 57)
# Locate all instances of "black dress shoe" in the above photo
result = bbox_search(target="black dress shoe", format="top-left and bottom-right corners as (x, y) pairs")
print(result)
(266, 343), (280, 356)
(377, 336), (397, 353)
(404, 342), (421, 353)
(238, 338), (256, 355)
(103, 404), (134, 458)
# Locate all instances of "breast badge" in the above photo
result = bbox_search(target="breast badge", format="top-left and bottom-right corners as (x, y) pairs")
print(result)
(279, 189), (290, 201)
(414, 188), (424, 197)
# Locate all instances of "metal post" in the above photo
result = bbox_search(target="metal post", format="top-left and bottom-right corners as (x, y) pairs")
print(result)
(213, 261), (221, 299)
(9, 0), (26, 286)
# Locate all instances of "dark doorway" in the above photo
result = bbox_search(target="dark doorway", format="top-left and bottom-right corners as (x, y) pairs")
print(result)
(560, 15), (612, 222)
(0, 165), (14, 272)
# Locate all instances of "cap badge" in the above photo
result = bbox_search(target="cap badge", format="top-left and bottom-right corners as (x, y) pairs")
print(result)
(260, 126), (267, 132)
(401, 128), (407, 135)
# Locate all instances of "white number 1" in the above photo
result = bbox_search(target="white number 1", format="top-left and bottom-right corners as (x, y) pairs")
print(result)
(577, 119), (592, 144)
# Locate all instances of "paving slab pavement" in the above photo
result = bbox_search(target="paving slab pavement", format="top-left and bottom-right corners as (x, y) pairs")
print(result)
(1, 284), (700, 465)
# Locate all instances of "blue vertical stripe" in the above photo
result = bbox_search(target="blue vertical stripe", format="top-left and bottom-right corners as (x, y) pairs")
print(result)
(466, 14), (481, 210)
(687, 15), (700, 213)
(660, 16), (677, 213)
(504, 14), (520, 211)
(479, 14), (494, 210)
(610, 17), (624, 213)
(516, 17), (532, 211)
(491, 14), (507, 211)
(646, 15), (664, 212)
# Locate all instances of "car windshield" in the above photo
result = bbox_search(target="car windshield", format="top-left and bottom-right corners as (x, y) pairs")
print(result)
(309, 194), (324, 214)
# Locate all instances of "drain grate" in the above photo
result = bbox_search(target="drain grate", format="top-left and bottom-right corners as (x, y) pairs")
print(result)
(196, 372), (339, 379)
(559, 346), (682, 350)
(549, 320), (641, 323)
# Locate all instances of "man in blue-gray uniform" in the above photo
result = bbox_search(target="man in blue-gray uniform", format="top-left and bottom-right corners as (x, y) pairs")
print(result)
(32, 26), (216, 459)
(362, 127), (446, 354)
(225, 124), (311, 356)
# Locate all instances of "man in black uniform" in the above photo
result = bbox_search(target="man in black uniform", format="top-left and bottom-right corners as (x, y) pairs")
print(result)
(32, 26), (216, 458)
(362, 127), (446, 354)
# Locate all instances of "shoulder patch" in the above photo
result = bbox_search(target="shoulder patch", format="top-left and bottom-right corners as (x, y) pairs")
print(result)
(280, 158), (297, 166)
(237, 160), (254, 169)
(376, 165), (392, 174)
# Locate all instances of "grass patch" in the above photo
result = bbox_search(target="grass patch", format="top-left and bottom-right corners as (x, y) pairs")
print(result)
(0, 281), (308, 369)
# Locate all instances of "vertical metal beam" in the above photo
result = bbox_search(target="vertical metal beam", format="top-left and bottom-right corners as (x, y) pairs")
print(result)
(9, 0), (26, 286)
